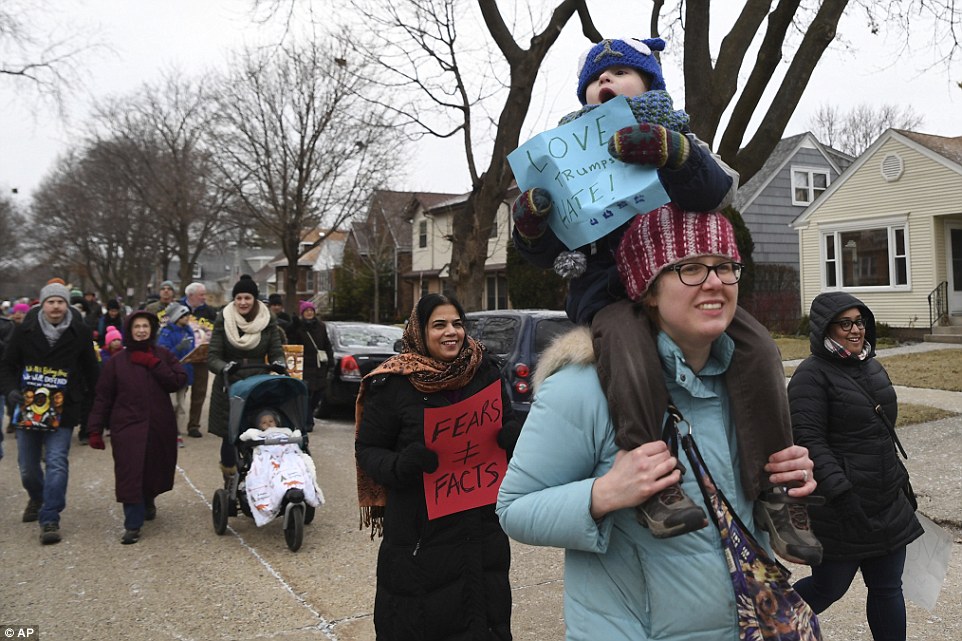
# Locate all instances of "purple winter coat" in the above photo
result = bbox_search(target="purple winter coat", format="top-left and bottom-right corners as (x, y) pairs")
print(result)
(87, 346), (187, 503)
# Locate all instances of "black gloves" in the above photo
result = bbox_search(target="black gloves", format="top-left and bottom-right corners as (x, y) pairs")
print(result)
(496, 422), (523, 457)
(396, 442), (439, 481)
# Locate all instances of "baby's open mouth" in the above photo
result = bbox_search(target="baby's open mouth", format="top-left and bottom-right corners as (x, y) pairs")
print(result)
(599, 88), (616, 103)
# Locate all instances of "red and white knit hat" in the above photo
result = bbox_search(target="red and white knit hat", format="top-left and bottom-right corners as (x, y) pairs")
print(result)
(616, 203), (741, 301)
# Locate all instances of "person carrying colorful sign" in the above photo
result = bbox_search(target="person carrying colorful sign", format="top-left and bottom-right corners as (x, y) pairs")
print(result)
(355, 293), (521, 641)
(507, 35), (821, 565)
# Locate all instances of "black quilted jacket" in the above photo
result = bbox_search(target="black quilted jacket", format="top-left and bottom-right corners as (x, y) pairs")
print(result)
(788, 291), (922, 560)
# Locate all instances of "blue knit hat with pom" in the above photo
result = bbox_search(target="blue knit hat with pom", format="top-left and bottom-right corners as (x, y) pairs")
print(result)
(576, 37), (667, 105)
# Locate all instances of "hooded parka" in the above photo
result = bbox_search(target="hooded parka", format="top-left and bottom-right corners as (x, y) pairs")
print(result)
(788, 291), (922, 560)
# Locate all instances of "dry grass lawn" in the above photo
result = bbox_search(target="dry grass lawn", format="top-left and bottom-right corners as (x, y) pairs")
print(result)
(897, 403), (958, 427)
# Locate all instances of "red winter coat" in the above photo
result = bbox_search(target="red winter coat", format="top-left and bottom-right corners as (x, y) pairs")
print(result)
(87, 347), (187, 503)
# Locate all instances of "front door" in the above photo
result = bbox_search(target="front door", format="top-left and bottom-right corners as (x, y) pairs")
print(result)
(947, 223), (962, 315)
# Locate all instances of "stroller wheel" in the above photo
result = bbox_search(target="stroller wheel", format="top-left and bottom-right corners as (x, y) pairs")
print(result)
(284, 504), (305, 552)
(304, 504), (316, 525)
(212, 489), (229, 535)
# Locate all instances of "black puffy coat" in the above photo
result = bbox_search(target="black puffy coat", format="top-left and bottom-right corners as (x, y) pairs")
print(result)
(788, 291), (922, 560)
(356, 357), (518, 641)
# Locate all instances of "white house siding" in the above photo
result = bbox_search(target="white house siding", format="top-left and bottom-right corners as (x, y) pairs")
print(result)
(798, 136), (962, 327)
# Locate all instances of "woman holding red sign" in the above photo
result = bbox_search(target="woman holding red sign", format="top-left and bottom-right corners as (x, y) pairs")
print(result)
(355, 293), (521, 641)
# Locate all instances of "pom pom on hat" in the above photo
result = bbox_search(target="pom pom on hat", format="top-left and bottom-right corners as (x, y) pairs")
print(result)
(576, 37), (667, 105)
(39, 282), (71, 305)
(616, 204), (741, 301)
(299, 300), (316, 314)
(104, 327), (123, 346)
(231, 275), (259, 299)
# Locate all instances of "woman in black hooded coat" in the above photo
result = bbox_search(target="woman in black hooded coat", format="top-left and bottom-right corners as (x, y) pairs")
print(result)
(788, 291), (922, 641)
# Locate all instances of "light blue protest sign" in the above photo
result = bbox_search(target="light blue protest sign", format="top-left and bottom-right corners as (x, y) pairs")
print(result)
(508, 96), (670, 250)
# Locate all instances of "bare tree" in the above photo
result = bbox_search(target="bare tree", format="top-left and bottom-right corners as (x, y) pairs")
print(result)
(680, 1), (961, 182)
(0, 192), (25, 269)
(88, 73), (233, 291)
(209, 37), (402, 313)
(30, 145), (159, 302)
(808, 103), (925, 156)
(0, 1), (103, 114)
(343, 0), (601, 309)
(253, 0), (962, 308)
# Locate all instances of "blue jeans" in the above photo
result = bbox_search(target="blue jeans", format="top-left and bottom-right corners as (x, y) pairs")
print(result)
(17, 427), (73, 525)
(793, 547), (908, 641)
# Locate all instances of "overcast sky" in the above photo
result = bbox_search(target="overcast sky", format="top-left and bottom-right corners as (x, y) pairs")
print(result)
(1, 1), (959, 203)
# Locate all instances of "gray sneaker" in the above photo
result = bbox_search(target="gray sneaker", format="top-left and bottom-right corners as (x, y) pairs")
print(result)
(636, 483), (708, 538)
(22, 499), (42, 523)
(40, 523), (61, 545)
(756, 500), (823, 565)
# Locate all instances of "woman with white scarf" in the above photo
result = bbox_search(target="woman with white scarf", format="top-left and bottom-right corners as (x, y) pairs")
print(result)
(207, 275), (285, 481)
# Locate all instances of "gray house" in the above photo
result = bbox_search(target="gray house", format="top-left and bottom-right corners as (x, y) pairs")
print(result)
(732, 133), (853, 330)
(734, 132), (854, 268)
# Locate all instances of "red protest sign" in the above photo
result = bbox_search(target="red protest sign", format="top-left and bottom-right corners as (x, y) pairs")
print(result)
(422, 380), (506, 520)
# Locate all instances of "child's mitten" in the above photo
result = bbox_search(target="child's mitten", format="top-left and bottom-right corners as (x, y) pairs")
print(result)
(511, 188), (553, 241)
(608, 123), (690, 170)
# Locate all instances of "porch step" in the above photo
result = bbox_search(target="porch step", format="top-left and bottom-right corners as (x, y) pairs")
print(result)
(931, 324), (962, 335)
(923, 332), (962, 344)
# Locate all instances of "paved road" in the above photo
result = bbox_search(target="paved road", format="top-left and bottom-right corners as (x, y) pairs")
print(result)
(2, 358), (961, 640)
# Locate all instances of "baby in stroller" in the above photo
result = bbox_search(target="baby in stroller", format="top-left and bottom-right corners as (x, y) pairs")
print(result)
(238, 409), (324, 527)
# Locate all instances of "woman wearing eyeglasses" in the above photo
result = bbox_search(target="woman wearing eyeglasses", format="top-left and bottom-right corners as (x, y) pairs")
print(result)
(788, 292), (922, 641)
(497, 207), (819, 640)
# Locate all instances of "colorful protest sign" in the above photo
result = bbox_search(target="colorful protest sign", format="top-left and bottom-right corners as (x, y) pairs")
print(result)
(422, 381), (506, 520)
(283, 344), (304, 380)
(507, 95), (670, 250)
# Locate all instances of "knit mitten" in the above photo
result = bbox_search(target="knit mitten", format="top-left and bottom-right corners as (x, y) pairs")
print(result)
(608, 123), (690, 170)
(511, 188), (553, 242)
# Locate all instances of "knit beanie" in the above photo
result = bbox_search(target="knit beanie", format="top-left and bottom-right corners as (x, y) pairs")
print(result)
(268, 293), (284, 306)
(39, 282), (71, 305)
(299, 300), (315, 315)
(12, 303), (30, 314)
(107, 299), (121, 311)
(165, 302), (190, 324)
(576, 37), (667, 105)
(160, 280), (175, 290)
(616, 204), (741, 301)
(231, 274), (259, 299)
(104, 326), (123, 346)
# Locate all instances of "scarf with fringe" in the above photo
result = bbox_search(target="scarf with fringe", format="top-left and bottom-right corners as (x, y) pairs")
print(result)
(222, 300), (270, 350)
(355, 305), (484, 538)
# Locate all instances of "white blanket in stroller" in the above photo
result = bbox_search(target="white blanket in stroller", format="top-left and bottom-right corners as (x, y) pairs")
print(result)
(239, 427), (324, 527)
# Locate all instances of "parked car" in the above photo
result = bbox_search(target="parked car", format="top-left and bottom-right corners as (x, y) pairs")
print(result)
(317, 321), (403, 417)
(464, 309), (573, 423)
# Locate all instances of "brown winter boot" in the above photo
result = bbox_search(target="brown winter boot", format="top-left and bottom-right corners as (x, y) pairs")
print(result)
(637, 483), (708, 538)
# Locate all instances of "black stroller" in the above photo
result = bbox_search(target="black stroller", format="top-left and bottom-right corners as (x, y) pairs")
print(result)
(211, 363), (316, 551)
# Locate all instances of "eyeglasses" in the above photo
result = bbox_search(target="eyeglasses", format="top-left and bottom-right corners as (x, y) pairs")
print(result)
(666, 262), (744, 286)
(829, 317), (865, 331)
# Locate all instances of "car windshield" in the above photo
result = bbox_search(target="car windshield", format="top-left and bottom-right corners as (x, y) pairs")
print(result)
(473, 316), (520, 356)
(534, 318), (573, 354)
(335, 325), (402, 349)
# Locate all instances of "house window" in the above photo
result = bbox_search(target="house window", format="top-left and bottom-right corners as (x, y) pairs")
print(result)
(485, 275), (509, 310)
(305, 269), (315, 293)
(792, 168), (829, 206)
(192, 263), (203, 279)
(822, 223), (909, 289)
(418, 221), (427, 248)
